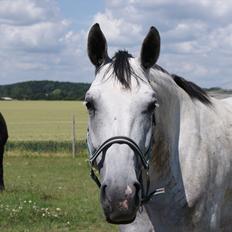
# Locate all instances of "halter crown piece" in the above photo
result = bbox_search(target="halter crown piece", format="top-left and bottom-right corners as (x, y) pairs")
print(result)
(86, 126), (165, 204)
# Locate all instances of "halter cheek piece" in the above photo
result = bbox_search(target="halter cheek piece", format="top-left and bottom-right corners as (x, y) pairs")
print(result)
(86, 116), (165, 204)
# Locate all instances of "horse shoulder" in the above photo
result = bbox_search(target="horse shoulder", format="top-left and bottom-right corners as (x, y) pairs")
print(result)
(176, 100), (231, 226)
(207, 99), (232, 230)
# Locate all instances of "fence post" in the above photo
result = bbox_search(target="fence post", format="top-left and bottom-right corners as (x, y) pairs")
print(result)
(72, 114), (76, 157)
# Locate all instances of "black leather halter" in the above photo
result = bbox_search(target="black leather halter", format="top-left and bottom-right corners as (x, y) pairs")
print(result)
(89, 136), (150, 169)
(86, 129), (165, 204)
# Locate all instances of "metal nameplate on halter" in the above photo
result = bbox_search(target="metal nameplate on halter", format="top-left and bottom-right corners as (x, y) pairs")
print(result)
(149, 187), (165, 201)
(153, 187), (165, 196)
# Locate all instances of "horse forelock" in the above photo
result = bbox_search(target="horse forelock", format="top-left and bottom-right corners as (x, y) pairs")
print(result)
(97, 50), (143, 89)
(111, 50), (133, 89)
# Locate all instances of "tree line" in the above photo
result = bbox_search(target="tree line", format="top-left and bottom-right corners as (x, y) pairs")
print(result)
(0, 81), (231, 101)
(0, 81), (90, 100)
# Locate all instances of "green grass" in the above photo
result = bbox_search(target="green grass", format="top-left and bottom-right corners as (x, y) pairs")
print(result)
(0, 101), (88, 141)
(0, 101), (117, 231)
(0, 150), (117, 231)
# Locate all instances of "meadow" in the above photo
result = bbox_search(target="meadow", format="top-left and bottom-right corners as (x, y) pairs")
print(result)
(0, 101), (117, 231)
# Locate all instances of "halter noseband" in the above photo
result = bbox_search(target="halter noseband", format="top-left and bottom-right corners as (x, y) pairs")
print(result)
(87, 130), (165, 204)
(89, 136), (150, 169)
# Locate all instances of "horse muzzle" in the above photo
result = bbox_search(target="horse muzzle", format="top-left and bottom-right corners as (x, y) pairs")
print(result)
(100, 181), (141, 224)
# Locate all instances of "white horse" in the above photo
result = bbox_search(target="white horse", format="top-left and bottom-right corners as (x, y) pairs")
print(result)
(86, 23), (232, 232)
(223, 97), (232, 106)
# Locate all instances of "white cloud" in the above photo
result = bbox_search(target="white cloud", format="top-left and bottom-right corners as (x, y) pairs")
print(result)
(0, 20), (70, 53)
(0, 0), (88, 84)
(90, 0), (232, 88)
(1, 0), (232, 88)
(0, 0), (60, 26)
(93, 10), (142, 47)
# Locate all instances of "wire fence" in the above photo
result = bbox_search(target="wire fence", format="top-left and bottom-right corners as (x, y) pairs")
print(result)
(5, 115), (87, 157)
(5, 140), (86, 155)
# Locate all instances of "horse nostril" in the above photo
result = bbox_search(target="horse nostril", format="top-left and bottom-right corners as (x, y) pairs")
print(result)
(133, 182), (141, 206)
(134, 182), (141, 192)
(101, 184), (107, 199)
(134, 182), (141, 196)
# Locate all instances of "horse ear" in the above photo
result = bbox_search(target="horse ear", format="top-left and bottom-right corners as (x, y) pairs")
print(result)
(87, 23), (108, 67)
(140, 26), (160, 69)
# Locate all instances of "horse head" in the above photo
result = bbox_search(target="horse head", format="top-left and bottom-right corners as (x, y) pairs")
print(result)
(86, 23), (160, 224)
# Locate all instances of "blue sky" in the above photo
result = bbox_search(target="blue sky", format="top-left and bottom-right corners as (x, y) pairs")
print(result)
(0, 0), (232, 88)
(58, 0), (104, 29)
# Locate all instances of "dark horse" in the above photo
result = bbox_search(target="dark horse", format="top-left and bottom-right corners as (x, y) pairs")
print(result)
(0, 113), (8, 191)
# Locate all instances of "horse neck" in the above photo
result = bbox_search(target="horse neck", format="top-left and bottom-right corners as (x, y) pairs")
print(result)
(148, 70), (211, 196)
(148, 71), (182, 183)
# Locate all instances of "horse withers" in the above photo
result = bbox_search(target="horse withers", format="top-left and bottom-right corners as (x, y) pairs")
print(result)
(0, 113), (8, 191)
(86, 23), (232, 231)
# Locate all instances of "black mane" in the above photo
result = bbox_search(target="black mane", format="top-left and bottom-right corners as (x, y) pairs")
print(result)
(104, 51), (211, 105)
(153, 65), (212, 105)
(172, 74), (211, 105)
(110, 50), (134, 89)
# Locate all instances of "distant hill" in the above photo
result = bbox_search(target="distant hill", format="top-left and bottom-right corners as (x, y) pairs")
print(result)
(0, 81), (90, 100)
(206, 87), (232, 99)
(0, 81), (231, 101)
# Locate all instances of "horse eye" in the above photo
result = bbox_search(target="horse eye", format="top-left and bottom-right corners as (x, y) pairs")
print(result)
(147, 101), (157, 112)
(85, 101), (95, 111)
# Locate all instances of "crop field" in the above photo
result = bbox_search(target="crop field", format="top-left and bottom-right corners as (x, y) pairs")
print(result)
(0, 101), (117, 231)
(0, 101), (88, 141)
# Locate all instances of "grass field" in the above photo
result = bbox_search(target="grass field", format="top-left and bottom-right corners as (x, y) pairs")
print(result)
(0, 101), (118, 231)
(0, 151), (117, 231)
(0, 101), (88, 141)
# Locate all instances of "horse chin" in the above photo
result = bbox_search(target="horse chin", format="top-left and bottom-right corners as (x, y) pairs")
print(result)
(102, 199), (139, 225)
(105, 214), (136, 225)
